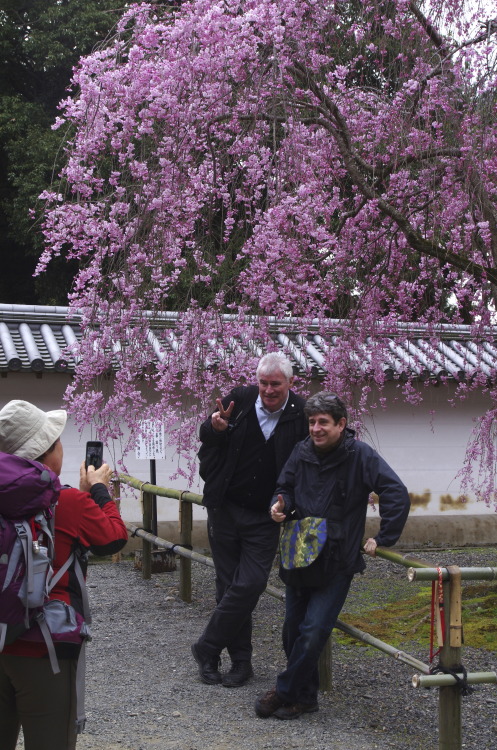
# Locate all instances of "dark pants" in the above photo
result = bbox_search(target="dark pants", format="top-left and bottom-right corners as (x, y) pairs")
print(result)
(276, 571), (353, 704)
(197, 503), (280, 662)
(0, 653), (78, 750)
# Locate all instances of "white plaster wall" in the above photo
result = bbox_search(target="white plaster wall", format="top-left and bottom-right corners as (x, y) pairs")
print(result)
(361, 382), (494, 516)
(1, 373), (495, 526)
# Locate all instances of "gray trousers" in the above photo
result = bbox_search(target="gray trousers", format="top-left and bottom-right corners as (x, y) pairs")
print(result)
(0, 653), (78, 750)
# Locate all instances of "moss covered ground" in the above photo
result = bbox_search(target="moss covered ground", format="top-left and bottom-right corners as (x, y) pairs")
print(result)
(337, 547), (497, 652)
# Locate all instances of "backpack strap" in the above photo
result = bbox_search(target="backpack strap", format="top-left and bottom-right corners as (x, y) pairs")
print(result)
(72, 549), (91, 625)
(0, 623), (7, 651)
(47, 551), (74, 593)
(3, 525), (25, 592)
(45, 545), (90, 733)
(34, 511), (55, 564)
(74, 640), (88, 733)
(66, 548), (90, 734)
(35, 615), (88, 734)
(33, 547), (77, 676)
(35, 612), (60, 675)
(48, 547), (91, 624)
(13, 521), (35, 626)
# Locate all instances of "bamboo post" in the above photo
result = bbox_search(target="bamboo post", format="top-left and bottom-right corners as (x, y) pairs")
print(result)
(318, 637), (333, 691)
(413, 671), (497, 688)
(408, 566), (497, 581)
(141, 490), (153, 580)
(438, 567), (462, 750)
(112, 477), (123, 563)
(179, 495), (193, 603)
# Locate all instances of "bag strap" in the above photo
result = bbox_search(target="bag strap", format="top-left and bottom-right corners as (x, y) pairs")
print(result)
(34, 510), (55, 563)
(35, 612), (60, 674)
(3, 526), (25, 591)
(44, 546), (91, 731)
(35, 548), (78, 674)
(68, 548), (91, 733)
(0, 623), (7, 651)
(48, 550), (74, 593)
(13, 521), (34, 625)
(284, 445), (350, 524)
(74, 640), (88, 733)
(72, 549), (91, 625)
(35, 606), (89, 731)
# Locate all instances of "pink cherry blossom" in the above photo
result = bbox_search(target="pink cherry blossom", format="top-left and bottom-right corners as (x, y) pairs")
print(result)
(38, 1), (497, 502)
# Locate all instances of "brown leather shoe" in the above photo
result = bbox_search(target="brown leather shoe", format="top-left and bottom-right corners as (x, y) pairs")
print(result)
(254, 688), (286, 718)
(273, 701), (319, 720)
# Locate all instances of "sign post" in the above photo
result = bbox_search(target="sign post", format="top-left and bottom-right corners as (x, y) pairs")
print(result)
(135, 420), (165, 537)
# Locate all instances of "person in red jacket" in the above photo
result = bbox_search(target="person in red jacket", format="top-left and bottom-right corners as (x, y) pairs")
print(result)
(0, 399), (128, 750)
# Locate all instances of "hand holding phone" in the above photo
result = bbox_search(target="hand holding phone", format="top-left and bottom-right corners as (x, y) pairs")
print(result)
(85, 441), (104, 470)
(79, 460), (111, 493)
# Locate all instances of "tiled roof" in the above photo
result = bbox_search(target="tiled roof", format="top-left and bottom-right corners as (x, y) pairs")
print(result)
(0, 305), (79, 373)
(1, 302), (497, 381)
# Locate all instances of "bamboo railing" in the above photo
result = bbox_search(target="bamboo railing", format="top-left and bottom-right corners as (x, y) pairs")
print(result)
(118, 474), (497, 750)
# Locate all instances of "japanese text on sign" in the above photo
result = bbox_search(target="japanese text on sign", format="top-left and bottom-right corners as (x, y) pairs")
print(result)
(135, 420), (165, 460)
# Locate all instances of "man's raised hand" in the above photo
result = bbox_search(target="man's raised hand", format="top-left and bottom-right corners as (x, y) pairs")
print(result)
(211, 398), (235, 432)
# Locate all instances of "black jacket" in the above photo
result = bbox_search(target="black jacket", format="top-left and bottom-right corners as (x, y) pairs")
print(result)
(273, 428), (410, 576)
(198, 385), (307, 509)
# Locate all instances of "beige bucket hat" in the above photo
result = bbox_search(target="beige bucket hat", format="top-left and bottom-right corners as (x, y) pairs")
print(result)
(0, 399), (67, 460)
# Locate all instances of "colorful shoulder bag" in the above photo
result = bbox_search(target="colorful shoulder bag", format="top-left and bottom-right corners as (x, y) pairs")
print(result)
(279, 516), (328, 570)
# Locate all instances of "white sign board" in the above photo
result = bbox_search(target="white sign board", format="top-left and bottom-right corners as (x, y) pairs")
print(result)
(135, 420), (165, 460)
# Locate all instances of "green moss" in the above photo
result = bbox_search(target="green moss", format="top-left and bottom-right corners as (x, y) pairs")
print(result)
(336, 582), (497, 651)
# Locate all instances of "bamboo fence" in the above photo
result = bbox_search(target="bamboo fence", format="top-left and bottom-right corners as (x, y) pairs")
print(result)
(118, 474), (497, 750)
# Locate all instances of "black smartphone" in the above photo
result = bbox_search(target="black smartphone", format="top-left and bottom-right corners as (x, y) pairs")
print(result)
(85, 441), (104, 470)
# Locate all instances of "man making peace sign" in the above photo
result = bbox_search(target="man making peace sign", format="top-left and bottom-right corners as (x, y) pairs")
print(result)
(192, 352), (307, 688)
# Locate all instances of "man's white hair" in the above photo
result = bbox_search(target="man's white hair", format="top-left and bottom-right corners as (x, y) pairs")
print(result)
(256, 352), (294, 381)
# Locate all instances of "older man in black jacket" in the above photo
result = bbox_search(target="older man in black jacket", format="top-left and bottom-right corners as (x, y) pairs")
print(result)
(192, 352), (307, 687)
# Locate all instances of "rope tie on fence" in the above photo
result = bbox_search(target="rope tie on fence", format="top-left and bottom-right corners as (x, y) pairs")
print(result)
(430, 566), (445, 662)
(130, 526), (153, 537)
(430, 664), (474, 696)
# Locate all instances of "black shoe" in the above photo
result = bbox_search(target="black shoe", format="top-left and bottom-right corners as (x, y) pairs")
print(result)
(191, 643), (222, 685)
(222, 660), (254, 687)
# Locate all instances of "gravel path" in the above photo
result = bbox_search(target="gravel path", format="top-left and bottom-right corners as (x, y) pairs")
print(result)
(71, 548), (497, 750)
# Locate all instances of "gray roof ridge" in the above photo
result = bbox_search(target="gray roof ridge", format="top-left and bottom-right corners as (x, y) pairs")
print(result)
(1, 303), (496, 340)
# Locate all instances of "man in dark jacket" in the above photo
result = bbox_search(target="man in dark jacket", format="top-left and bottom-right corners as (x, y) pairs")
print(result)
(255, 391), (410, 720)
(192, 352), (307, 688)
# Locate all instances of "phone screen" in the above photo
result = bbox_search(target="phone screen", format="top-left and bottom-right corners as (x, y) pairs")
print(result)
(85, 441), (103, 470)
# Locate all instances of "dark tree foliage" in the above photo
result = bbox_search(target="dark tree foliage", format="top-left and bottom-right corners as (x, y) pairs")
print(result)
(0, 0), (128, 304)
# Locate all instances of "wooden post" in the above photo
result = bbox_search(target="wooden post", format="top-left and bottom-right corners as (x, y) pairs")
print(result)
(141, 491), (153, 580)
(179, 496), (193, 603)
(438, 567), (462, 750)
(149, 459), (158, 537)
(318, 635), (332, 691)
(112, 477), (123, 563)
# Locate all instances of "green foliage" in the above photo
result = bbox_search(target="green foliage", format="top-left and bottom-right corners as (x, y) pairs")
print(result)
(0, 0), (125, 304)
